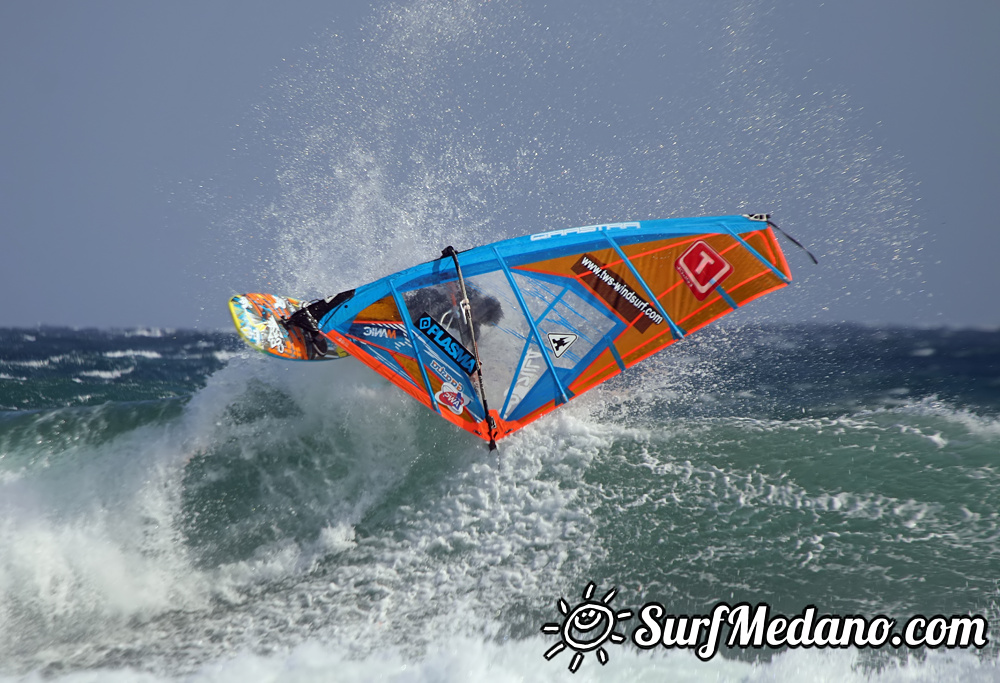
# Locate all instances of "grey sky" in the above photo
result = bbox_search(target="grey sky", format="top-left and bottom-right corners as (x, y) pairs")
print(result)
(1, 1), (997, 329)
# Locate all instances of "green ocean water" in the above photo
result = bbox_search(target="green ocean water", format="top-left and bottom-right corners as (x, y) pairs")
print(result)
(1, 324), (998, 681)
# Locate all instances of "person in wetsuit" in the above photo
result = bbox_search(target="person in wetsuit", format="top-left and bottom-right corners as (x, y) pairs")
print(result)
(283, 290), (354, 359)
(283, 284), (502, 360)
(404, 282), (503, 341)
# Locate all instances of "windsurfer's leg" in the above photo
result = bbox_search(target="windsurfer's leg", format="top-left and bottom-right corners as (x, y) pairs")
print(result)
(283, 303), (328, 359)
(309, 331), (328, 358)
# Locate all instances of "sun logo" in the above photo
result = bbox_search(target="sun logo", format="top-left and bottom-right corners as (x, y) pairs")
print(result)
(541, 582), (633, 673)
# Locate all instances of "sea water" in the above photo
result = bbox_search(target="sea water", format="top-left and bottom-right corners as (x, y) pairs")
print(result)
(1, 324), (998, 681)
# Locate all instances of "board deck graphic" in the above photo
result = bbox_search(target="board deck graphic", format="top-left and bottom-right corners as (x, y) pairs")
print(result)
(228, 293), (347, 361)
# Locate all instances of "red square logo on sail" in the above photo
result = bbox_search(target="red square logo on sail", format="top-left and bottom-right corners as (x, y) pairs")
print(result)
(675, 241), (733, 301)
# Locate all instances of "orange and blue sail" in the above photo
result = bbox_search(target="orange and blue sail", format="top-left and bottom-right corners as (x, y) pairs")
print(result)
(314, 214), (793, 444)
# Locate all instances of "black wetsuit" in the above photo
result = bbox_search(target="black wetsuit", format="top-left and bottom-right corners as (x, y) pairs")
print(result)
(285, 285), (502, 358)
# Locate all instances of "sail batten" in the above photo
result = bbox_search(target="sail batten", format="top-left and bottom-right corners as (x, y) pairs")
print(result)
(317, 215), (796, 444)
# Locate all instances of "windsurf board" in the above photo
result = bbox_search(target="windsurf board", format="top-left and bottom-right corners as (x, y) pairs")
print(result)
(228, 293), (347, 361)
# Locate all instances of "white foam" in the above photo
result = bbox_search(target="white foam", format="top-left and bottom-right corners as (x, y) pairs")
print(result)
(211, 350), (242, 362)
(0, 356), (375, 665)
(77, 367), (135, 380)
(123, 329), (173, 338)
(3, 636), (995, 683)
(0, 363), (331, 665)
(857, 397), (1000, 439)
(104, 350), (163, 359)
(3, 359), (51, 369)
(4, 354), (82, 369)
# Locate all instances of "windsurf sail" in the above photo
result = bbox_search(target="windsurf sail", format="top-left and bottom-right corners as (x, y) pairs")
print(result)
(298, 213), (798, 445)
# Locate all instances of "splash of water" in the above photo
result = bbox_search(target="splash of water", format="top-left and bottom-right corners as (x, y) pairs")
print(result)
(217, 0), (919, 326)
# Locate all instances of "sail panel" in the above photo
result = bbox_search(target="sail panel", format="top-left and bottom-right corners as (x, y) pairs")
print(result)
(317, 215), (795, 444)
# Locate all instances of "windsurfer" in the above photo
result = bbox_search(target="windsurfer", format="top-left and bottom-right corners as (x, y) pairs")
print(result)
(282, 284), (501, 359)
(405, 283), (503, 340)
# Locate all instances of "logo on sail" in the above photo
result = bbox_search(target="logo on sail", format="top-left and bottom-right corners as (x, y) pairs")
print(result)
(675, 241), (733, 301)
(546, 332), (577, 358)
(571, 254), (663, 332)
(434, 382), (469, 415)
(417, 313), (477, 375)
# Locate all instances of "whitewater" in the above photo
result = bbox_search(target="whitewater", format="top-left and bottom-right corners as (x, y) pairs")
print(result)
(3, 0), (999, 680)
(2, 325), (998, 681)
